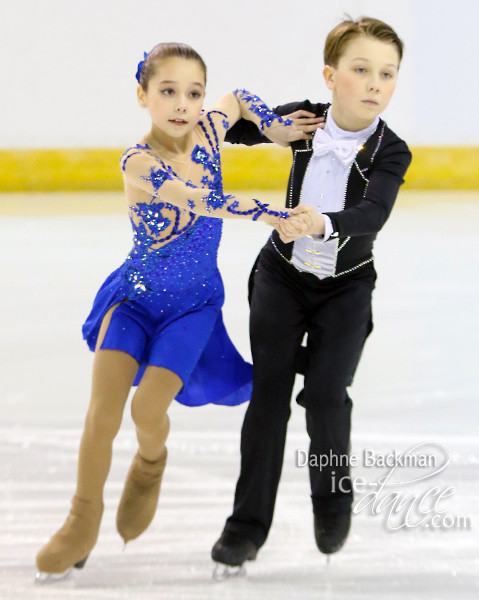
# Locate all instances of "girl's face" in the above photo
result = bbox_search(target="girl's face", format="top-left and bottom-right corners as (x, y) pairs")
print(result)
(138, 57), (206, 138)
(323, 36), (399, 131)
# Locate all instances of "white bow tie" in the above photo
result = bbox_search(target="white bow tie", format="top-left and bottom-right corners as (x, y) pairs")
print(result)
(312, 128), (361, 167)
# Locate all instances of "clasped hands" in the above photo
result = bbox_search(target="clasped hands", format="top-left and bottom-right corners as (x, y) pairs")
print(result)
(273, 205), (326, 244)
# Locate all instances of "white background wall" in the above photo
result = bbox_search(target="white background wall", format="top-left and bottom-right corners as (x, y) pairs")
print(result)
(0, 0), (477, 148)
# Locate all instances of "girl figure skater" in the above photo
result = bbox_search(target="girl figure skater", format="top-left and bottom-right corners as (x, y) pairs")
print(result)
(35, 42), (319, 581)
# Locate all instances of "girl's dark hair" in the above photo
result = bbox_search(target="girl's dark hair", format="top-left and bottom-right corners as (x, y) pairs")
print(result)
(324, 16), (404, 67)
(138, 43), (207, 90)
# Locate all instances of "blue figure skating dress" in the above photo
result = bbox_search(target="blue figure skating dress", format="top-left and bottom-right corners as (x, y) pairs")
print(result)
(82, 110), (254, 407)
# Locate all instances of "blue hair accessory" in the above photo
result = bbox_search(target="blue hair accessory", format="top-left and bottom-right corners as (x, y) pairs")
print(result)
(135, 52), (148, 83)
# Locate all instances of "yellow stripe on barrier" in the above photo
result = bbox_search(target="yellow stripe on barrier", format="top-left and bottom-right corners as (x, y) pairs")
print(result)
(0, 149), (123, 192)
(1, 146), (479, 192)
(221, 146), (292, 190)
(403, 147), (479, 190)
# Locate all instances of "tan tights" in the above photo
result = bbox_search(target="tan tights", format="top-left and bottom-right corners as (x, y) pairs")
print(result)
(75, 303), (182, 503)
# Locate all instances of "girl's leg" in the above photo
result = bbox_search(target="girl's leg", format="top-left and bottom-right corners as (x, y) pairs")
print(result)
(76, 305), (139, 500)
(117, 365), (182, 543)
(131, 365), (181, 460)
(36, 303), (139, 576)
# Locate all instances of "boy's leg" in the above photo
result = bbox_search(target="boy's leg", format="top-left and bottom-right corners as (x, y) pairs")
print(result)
(221, 252), (306, 550)
(302, 272), (375, 516)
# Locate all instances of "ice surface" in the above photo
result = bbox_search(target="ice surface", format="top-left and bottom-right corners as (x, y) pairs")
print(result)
(0, 191), (478, 599)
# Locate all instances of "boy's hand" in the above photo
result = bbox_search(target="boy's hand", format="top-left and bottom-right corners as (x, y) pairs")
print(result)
(264, 111), (324, 147)
(292, 204), (326, 237)
(274, 215), (308, 243)
(275, 205), (326, 243)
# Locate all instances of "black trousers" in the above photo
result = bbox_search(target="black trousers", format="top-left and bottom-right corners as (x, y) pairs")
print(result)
(224, 246), (376, 549)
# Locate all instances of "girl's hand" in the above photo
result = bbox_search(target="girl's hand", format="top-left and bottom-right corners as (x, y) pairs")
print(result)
(264, 111), (324, 147)
(260, 208), (293, 228)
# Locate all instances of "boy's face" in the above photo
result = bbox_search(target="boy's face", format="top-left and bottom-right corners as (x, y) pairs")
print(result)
(324, 35), (400, 131)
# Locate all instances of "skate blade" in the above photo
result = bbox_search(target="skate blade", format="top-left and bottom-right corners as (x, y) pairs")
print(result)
(213, 562), (246, 582)
(35, 568), (73, 584)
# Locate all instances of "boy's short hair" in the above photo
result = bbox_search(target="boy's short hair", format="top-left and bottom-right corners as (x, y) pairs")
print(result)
(324, 16), (404, 67)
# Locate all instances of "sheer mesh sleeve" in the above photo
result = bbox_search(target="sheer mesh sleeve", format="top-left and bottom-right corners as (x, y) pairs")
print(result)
(121, 147), (289, 222)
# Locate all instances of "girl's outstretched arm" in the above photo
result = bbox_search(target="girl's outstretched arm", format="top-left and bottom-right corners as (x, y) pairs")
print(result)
(212, 91), (322, 147)
(122, 149), (290, 227)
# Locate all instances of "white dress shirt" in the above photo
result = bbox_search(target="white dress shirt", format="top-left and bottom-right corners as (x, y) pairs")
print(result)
(291, 112), (379, 279)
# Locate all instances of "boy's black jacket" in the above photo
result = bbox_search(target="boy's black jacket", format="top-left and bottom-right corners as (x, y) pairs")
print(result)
(225, 100), (412, 277)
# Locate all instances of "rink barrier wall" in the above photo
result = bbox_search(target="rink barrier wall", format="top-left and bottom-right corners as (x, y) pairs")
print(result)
(1, 146), (479, 191)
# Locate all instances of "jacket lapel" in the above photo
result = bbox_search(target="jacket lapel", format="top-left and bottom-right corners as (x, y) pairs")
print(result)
(344, 119), (386, 208)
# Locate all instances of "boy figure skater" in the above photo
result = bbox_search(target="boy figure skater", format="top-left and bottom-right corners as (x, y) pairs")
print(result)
(212, 17), (412, 569)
